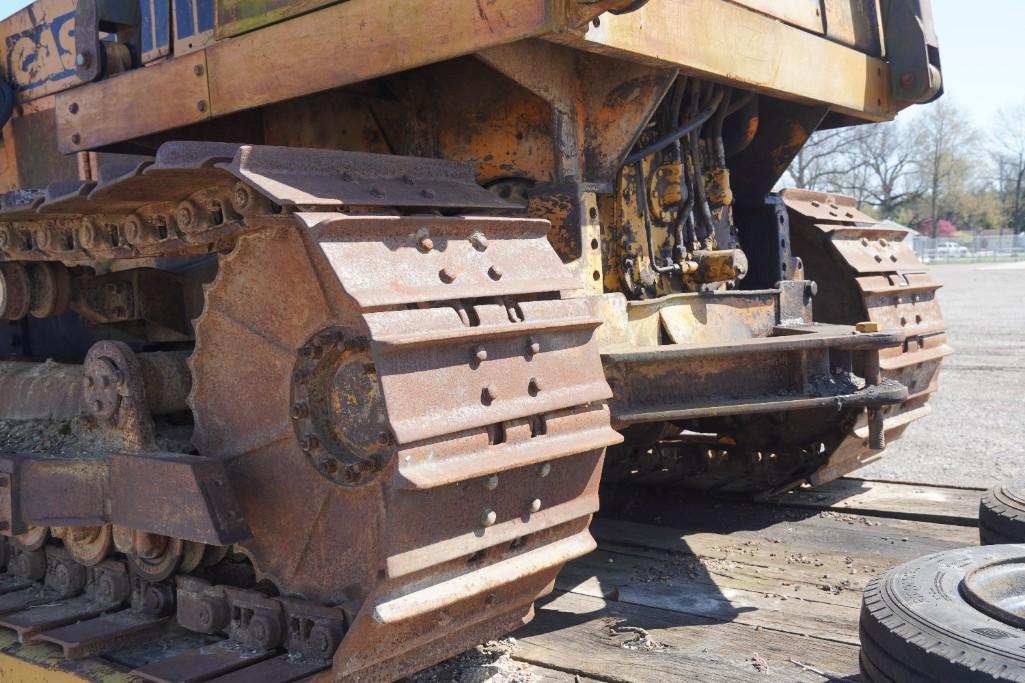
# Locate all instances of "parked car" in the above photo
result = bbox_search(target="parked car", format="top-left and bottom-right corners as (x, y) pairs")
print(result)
(935, 241), (969, 257)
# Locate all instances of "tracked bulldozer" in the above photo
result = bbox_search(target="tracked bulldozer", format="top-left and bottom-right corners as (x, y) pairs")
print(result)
(0, 0), (948, 679)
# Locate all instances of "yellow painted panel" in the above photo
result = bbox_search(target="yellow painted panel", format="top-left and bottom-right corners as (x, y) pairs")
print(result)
(216, 0), (343, 39)
(206, 0), (554, 117)
(550, 0), (893, 119)
(729, 0), (823, 34)
(0, 0), (82, 102)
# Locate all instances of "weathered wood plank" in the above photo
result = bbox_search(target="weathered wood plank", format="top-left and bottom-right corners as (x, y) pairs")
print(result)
(593, 508), (977, 573)
(548, 490), (980, 653)
(558, 548), (863, 645)
(515, 590), (861, 682)
(767, 477), (981, 526)
(411, 642), (595, 683)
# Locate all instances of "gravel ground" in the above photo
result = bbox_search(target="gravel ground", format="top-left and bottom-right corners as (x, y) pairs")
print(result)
(856, 260), (1025, 487)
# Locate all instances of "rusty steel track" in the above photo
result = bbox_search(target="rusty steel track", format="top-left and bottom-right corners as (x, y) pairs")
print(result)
(598, 189), (946, 495)
(784, 190), (951, 486)
(0, 142), (621, 681)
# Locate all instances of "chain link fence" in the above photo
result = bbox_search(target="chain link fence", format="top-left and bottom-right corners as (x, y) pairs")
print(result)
(910, 233), (1025, 263)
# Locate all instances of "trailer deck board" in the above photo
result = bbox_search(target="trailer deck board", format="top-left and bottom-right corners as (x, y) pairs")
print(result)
(516, 590), (861, 683)
(500, 477), (985, 682)
(766, 477), (981, 526)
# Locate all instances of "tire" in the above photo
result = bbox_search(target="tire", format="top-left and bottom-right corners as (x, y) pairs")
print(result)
(860, 545), (1025, 682)
(980, 481), (1025, 545)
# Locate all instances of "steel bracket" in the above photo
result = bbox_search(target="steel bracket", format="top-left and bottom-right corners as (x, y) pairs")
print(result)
(883, 0), (942, 103)
(0, 452), (251, 545)
(75, 0), (141, 83)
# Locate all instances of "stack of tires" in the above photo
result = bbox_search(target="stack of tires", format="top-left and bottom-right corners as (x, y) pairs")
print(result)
(859, 480), (1025, 682)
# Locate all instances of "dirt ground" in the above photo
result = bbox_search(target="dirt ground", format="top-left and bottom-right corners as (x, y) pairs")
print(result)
(856, 260), (1025, 487)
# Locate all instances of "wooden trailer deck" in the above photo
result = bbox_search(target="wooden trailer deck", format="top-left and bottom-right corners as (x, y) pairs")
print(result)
(0, 477), (983, 681)
(417, 477), (984, 682)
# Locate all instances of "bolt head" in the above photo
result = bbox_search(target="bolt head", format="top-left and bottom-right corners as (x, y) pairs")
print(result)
(417, 235), (434, 253)
(439, 267), (457, 283)
(526, 338), (541, 356)
(473, 345), (488, 363)
(539, 463), (551, 478)
(75, 52), (89, 67)
(528, 377), (541, 395)
(529, 498), (542, 513)
(482, 385), (497, 403)
(484, 475), (499, 491)
(481, 509), (497, 527)
(488, 265), (504, 280)
(68, 102), (79, 114)
(196, 100), (207, 113)
(469, 232), (489, 251)
(233, 186), (250, 209)
(176, 204), (196, 229)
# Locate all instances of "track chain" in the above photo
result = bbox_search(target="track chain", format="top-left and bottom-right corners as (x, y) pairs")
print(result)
(784, 189), (951, 487)
(0, 142), (621, 680)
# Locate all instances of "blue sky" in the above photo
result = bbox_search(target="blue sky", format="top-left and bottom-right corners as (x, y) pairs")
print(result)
(0, 0), (1018, 128)
(927, 0), (1025, 127)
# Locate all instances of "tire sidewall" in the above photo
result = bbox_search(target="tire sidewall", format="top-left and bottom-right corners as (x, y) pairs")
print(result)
(862, 545), (1025, 682)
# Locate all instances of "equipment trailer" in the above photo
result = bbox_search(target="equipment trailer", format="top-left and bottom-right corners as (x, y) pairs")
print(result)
(0, 0), (946, 680)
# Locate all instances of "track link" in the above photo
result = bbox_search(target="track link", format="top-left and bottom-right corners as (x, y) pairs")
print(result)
(0, 142), (621, 680)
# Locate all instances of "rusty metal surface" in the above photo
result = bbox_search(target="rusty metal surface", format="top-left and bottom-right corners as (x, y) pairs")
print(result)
(785, 189), (951, 486)
(41, 142), (609, 681)
(0, 362), (85, 420)
(108, 453), (250, 546)
(133, 640), (276, 682)
(35, 609), (170, 660)
(224, 145), (512, 210)
(603, 321), (906, 427)
(0, 142), (520, 274)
